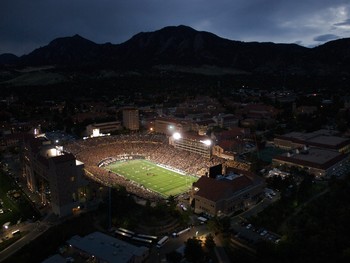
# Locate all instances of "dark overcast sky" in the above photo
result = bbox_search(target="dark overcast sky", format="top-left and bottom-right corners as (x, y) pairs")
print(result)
(1, 0), (350, 56)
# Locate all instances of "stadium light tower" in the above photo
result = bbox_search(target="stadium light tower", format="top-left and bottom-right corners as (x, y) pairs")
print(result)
(173, 132), (182, 140)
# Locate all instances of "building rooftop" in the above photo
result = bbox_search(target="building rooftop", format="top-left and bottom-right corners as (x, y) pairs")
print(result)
(307, 135), (350, 148)
(156, 116), (190, 125)
(181, 132), (211, 141)
(274, 148), (347, 170)
(41, 146), (64, 158)
(90, 121), (121, 128)
(276, 131), (350, 150)
(217, 140), (243, 152)
(217, 128), (250, 140)
(193, 175), (253, 202)
(67, 232), (148, 263)
(195, 119), (216, 126)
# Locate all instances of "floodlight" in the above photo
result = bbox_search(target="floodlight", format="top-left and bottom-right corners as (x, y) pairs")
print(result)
(173, 132), (182, 140)
(201, 139), (212, 146)
(92, 128), (100, 137)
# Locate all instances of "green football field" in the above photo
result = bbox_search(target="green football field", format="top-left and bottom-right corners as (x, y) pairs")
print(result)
(105, 159), (198, 197)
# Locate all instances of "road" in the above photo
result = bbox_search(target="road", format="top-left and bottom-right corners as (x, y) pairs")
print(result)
(146, 222), (232, 263)
(0, 219), (52, 262)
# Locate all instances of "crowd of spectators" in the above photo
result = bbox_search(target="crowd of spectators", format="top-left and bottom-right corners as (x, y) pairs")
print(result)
(64, 134), (223, 200)
(225, 159), (250, 171)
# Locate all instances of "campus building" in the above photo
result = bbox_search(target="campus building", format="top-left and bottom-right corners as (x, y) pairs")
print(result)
(214, 113), (239, 129)
(123, 108), (139, 131)
(212, 140), (245, 160)
(272, 147), (348, 178)
(192, 119), (216, 136)
(86, 121), (122, 136)
(274, 130), (350, 153)
(67, 231), (149, 263)
(23, 135), (89, 217)
(190, 168), (265, 216)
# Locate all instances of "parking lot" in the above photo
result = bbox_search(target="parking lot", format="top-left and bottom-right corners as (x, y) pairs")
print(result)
(231, 220), (281, 245)
(230, 189), (281, 247)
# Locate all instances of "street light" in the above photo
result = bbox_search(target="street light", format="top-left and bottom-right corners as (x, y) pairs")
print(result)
(3, 222), (10, 230)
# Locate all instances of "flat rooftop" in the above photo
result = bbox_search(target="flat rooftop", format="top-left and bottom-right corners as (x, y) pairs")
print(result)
(274, 148), (347, 170)
(67, 232), (148, 263)
(277, 130), (350, 149)
(307, 135), (349, 147)
(283, 148), (341, 165)
(41, 146), (64, 158)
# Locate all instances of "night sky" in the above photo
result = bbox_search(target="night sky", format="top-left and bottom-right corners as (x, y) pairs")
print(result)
(1, 0), (350, 56)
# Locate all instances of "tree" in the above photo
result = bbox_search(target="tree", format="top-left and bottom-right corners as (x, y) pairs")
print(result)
(166, 251), (182, 263)
(204, 234), (216, 251)
(184, 237), (204, 263)
(219, 216), (231, 233)
(167, 195), (176, 210)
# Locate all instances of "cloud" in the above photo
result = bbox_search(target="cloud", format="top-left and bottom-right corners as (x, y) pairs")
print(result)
(313, 34), (340, 42)
(334, 18), (350, 26)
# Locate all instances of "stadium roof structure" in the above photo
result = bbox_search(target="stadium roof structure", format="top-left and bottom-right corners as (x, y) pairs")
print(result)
(180, 132), (211, 141)
(67, 232), (148, 263)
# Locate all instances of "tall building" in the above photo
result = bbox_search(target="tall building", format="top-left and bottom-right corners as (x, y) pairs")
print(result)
(23, 136), (88, 217)
(123, 108), (139, 131)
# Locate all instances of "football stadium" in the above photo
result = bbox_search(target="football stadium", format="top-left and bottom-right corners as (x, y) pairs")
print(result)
(65, 134), (223, 200)
(105, 159), (198, 197)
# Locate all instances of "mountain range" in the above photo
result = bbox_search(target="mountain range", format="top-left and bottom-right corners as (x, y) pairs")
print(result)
(1, 25), (350, 76)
